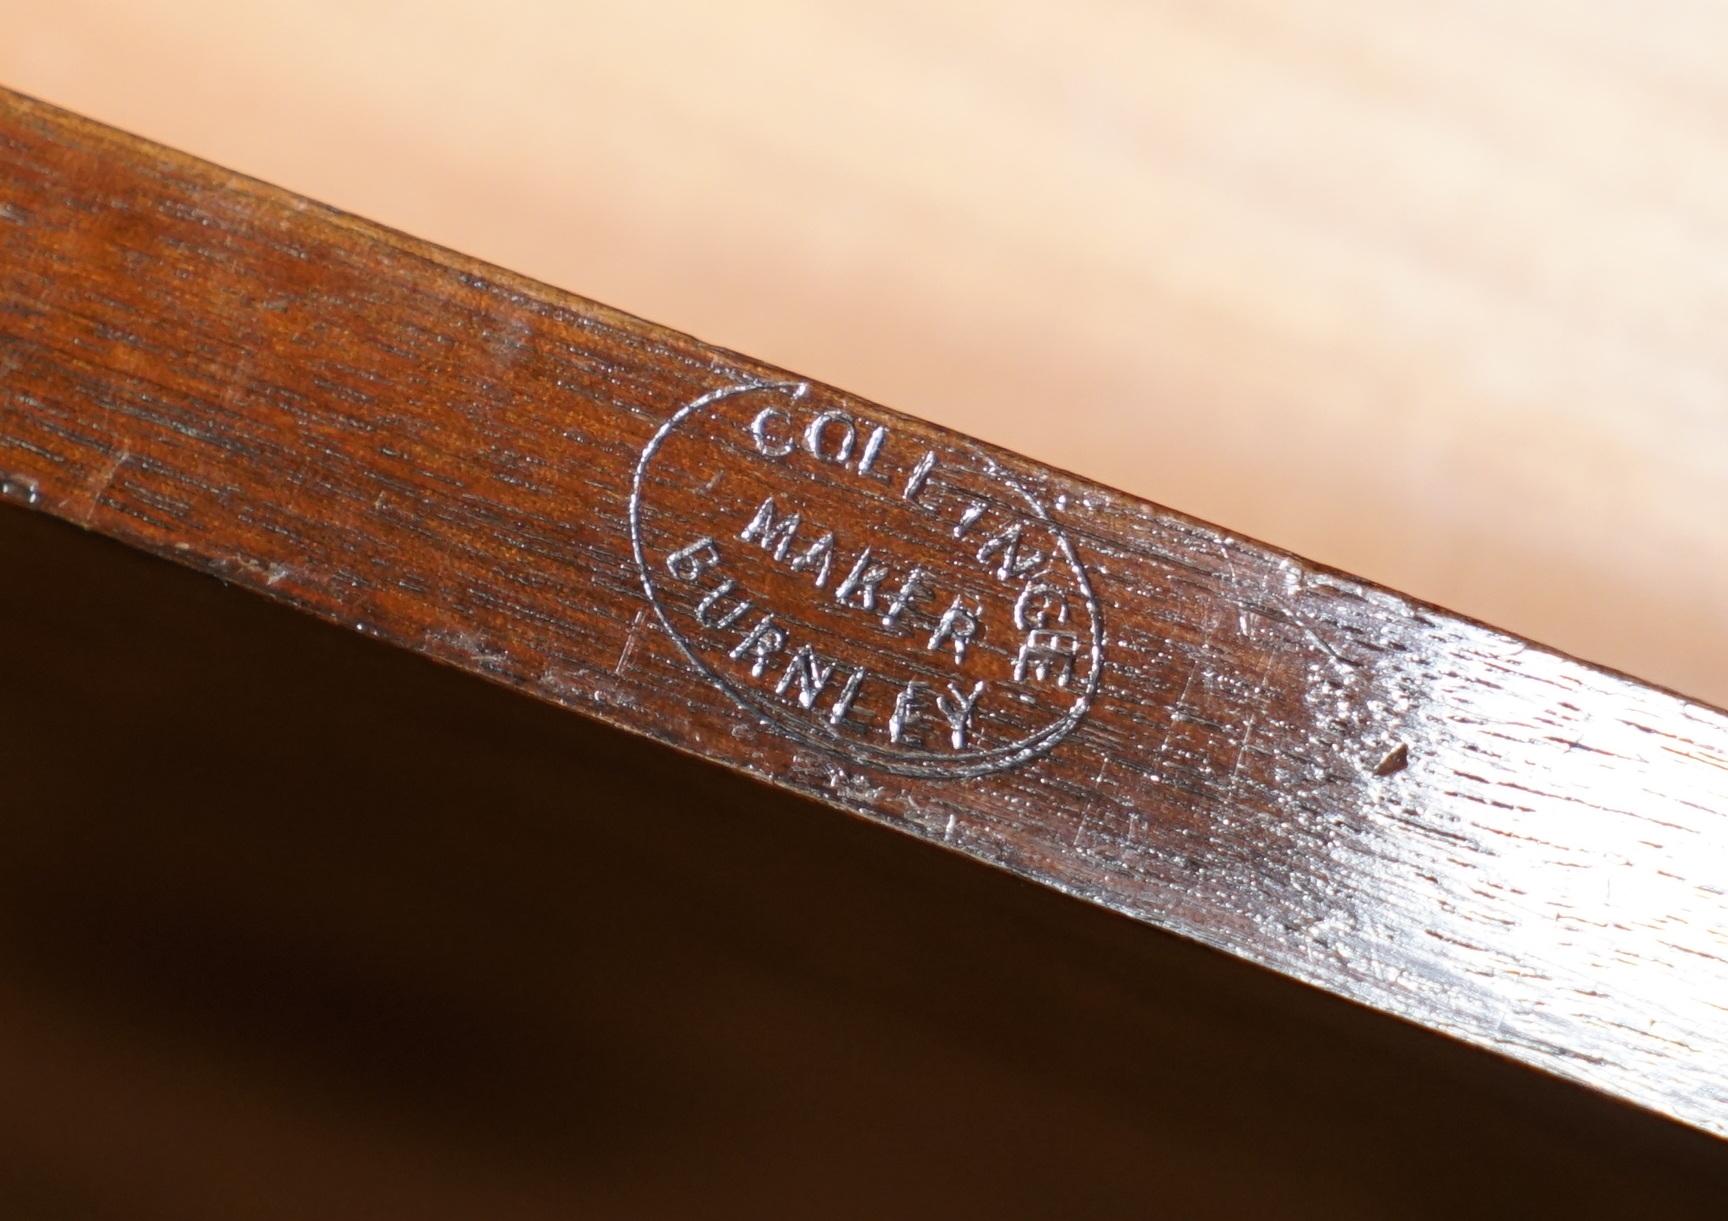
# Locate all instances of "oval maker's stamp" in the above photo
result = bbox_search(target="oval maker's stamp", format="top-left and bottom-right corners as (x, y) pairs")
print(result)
(630, 381), (1104, 779)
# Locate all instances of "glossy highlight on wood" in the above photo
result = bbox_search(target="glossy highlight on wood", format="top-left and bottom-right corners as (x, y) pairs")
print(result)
(11, 505), (1728, 1219)
(1, 85), (1725, 1143)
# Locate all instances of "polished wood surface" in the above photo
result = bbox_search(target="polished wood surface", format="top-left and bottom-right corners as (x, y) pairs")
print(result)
(5, 1), (1726, 708)
(8, 506), (1727, 1219)
(2, 88), (1725, 1149)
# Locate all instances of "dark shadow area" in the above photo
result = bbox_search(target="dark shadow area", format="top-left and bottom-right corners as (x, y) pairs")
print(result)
(1, 504), (1724, 1219)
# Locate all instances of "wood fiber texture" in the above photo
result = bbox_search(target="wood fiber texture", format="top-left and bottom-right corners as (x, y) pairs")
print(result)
(8, 505), (1728, 1219)
(1, 87), (1725, 1138)
(11, 0), (1727, 710)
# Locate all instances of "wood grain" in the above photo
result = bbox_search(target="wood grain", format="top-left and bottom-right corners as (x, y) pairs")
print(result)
(6, 0), (1727, 710)
(7, 504), (1728, 1219)
(10, 507), (1728, 1221)
(2, 84), (1726, 1148)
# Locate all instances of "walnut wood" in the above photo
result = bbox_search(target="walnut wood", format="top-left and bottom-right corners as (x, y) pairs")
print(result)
(7, 504), (1728, 1218)
(2, 83), (1725, 1146)
(13, 1), (1727, 711)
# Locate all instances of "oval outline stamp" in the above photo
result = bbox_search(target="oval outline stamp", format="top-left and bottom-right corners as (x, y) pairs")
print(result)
(629, 380), (1104, 779)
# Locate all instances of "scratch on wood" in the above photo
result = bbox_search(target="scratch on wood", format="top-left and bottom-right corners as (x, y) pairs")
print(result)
(79, 448), (129, 524)
(615, 608), (648, 677)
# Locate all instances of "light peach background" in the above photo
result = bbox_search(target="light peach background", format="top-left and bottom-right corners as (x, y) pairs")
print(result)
(6, 2), (1724, 704)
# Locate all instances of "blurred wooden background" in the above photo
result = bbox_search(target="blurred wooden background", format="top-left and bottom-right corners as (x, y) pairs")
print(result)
(5, 1), (1724, 705)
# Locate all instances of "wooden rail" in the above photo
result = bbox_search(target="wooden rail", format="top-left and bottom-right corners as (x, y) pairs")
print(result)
(2, 85), (1725, 1147)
